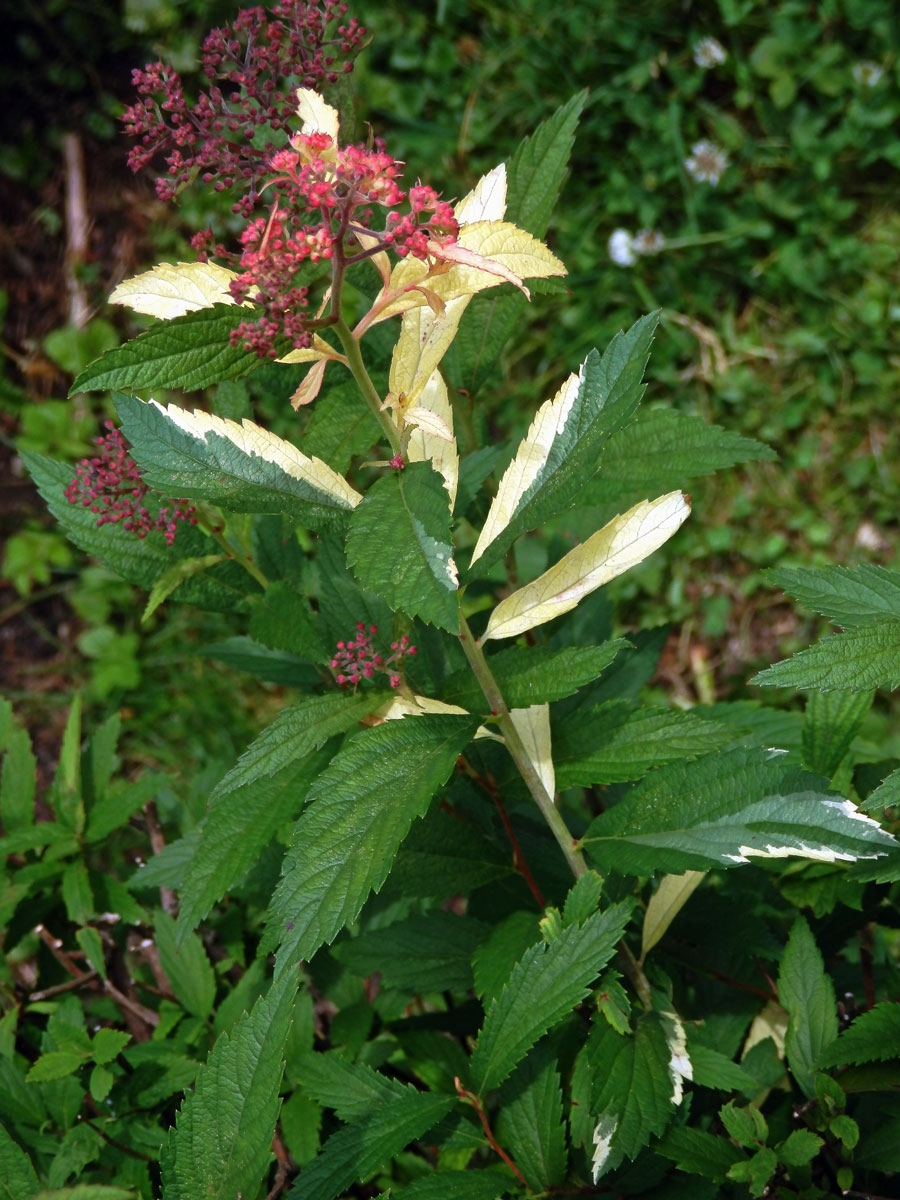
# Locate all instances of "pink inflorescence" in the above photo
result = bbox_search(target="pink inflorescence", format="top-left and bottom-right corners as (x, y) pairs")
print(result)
(64, 423), (197, 546)
(122, 1), (460, 360)
(330, 623), (416, 689)
(122, 0), (366, 214)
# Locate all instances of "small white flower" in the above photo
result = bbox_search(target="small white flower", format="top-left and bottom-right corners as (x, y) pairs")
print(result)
(608, 228), (637, 267)
(852, 61), (884, 87)
(685, 139), (730, 185)
(633, 228), (666, 255)
(693, 37), (727, 69)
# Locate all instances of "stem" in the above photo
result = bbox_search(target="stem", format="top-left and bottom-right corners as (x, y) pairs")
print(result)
(455, 1078), (528, 1186)
(205, 525), (269, 590)
(617, 941), (654, 1011)
(332, 316), (401, 455)
(457, 609), (588, 880)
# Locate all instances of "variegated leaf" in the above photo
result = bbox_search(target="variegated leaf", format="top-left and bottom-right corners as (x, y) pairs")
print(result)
(509, 704), (555, 799)
(483, 492), (690, 642)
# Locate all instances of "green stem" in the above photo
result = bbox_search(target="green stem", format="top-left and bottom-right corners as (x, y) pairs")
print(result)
(204, 524), (269, 590)
(332, 317), (401, 456)
(618, 941), (654, 1012)
(457, 608), (587, 880)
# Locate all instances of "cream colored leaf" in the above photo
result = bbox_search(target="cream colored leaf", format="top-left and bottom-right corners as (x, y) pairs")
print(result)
(661, 1011), (693, 1105)
(295, 87), (340, 142)
(277, 333), (347, 366)
(406, 370), (459, 509)
(483, 492), (691, 642)
(509, 704), (555, 800)
(149, 401), (361, 508)
(742, 1001), (788, 1061)
(388, 297), (469, 410)
(372, 220), (566, 323)
(290, 359), (330, 409)
(454, 163), (507, 225)
(109, 261), (240, 319)
(430, 239), (530, 297)
(471, 367), (582, 565)
(373, 692), (496, 740)
(642, 871), (706, 960)
(352, 227), (392, 286)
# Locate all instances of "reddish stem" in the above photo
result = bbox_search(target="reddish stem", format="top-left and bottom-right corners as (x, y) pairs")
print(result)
(454, 1078), (527, 1187)
(458, 757), (545, 908)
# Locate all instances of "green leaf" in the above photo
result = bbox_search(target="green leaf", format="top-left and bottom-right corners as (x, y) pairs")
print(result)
(468, 313), (659, 574)
(247, 580), (328, 662)
(332, 911), (487, 993)
(571, 1012), (683, 1177)
(70, 304), (276, 393)
(24, 453), (257, 613)
(161, 968), (297, 1200)
(562, 870), (605, 927)
(177, 750), (334, 937)
(0, 727), (36, 833)
(767, 564), (900, 627)
(472, 911), (540, 1007)
(496, 1042), (567, 1190)
(155, 910), (216, 1020)
(207, 691), (383, 798)
(346, 461), (459, 632)
(386, 1171), (513, 1200)
(75, 927), (107, 980)
(778, 917), (838, 1097)
(802, 689), (872, 777)
(294, 1051), (407, 1120)
(85, 773), (161, 844)
(554, 701), (734, 787)
(0, 1124), (38, 1200)
(291, 1091), (454, 1200)
(442, 641), (628, 711)
(585, 407), (776, 516)
(142, 554), (226, 621)
(26, 1049), (89, 1083)
(727, 1146), (778, 1197)
(688, 1043), (758, 1093)
(33, 1189), (135, 1200)
(752, 622), (900, 692)
(268, 714), (478, 971)
(90, 1028), (131, 1066)
(817, 1002), (900, 1068)
(117, 395), (360, 531)
(302, 380), (379, 472)
(581, 747), (898, 875)
(470, 902), (631, 1093)
(860, 764), (900, 813)
(657, 1125), (747, 1180)
(381, 808), (514, 900)
(777, 1128), (823, 1167)
(61, 863), (94, 924)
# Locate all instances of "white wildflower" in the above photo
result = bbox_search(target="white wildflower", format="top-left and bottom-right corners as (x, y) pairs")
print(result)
(852, 61), (884, 87)
(608, 228), (637, 267)
(633, 228), (666, 255)
(685, 139), (730, 185)
(693, 37), (727, 69)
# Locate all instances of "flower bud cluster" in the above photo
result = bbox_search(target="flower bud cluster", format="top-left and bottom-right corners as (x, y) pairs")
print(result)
(64, 423), (196, 546)
(330, 623), (416, 689)
(122, 1), (365, 214)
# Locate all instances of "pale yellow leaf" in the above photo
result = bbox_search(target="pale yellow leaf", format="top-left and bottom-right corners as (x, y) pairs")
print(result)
(509, 703), (555, 800)
(372, 220), (567, 323)
(454, 163), (507, 225)
(373, 692), (496, 740)
(742, 1001), (788, 1060)
(295, 87), (340, 142)
(406, 370), (459, 510)
(109, 261), (240, 319)
(277, 334), (347, 366)
(289, 359), (330, 409)
(471, 367), (582, 565)
(149, 401), (361, 508)
(388, 297), (468, 410)
(482, 492), (691, 642)
(641, 871), (706, 960)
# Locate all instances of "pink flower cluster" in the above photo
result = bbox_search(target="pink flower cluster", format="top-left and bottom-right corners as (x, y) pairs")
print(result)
(64, 423), (197, 546)
(122, 0), (365, 214)
(330, 623), (416, 689)
(123, 1), (460, 360)
(219, 134), (459, 355)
